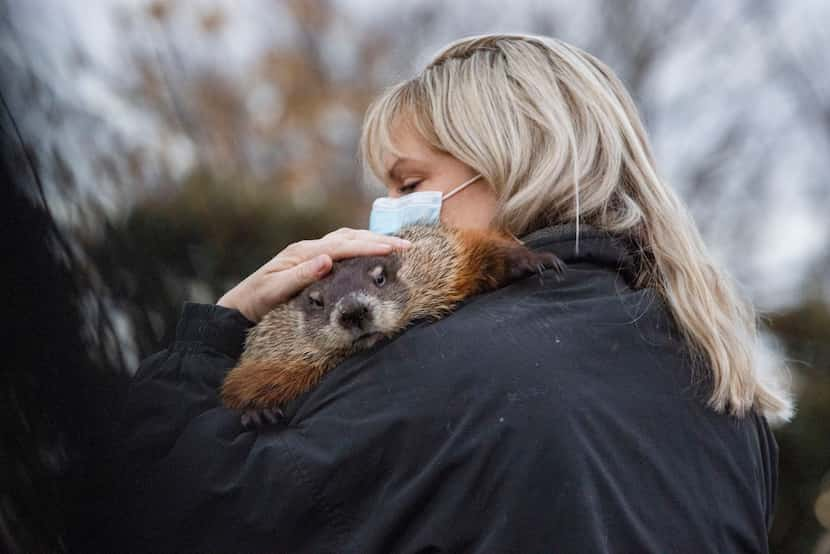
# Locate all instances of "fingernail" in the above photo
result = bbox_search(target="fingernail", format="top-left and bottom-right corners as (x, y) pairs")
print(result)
(312, 255), (328, 272)
(396, 239), (412, 247)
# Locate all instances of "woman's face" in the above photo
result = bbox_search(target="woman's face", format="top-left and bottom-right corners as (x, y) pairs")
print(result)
(381, 118), (498, 230)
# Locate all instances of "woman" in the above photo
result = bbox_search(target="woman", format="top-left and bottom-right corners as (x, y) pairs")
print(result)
(117, 33), (789, 552)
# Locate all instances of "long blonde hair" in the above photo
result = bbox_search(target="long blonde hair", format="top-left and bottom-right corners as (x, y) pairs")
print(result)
(359, 33), (792, 420)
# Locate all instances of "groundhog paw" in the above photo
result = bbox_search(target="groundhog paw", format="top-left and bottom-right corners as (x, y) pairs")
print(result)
(507, 249), (566, 282)
(240, 407), (285, 429)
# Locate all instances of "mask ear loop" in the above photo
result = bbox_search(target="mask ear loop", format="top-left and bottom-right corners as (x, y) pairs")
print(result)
(442, 173), (482, 200)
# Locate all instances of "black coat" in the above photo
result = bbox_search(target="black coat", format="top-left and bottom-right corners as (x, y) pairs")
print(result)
(115, 224), (778, 553)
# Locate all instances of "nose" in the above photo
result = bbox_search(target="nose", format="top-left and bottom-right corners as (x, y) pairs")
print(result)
(337, 298), (372, 330)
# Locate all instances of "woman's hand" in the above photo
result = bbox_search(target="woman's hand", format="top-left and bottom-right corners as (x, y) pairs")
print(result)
(217, 228), (412, 323)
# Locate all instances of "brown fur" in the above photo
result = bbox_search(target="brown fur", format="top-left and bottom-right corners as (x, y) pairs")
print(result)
(221, 224), (563, 410)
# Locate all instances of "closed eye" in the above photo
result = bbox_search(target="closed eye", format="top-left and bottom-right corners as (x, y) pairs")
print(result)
(398, 181), (422, 195)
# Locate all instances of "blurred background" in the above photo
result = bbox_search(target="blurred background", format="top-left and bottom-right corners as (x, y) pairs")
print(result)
(1, 0), (828, 552)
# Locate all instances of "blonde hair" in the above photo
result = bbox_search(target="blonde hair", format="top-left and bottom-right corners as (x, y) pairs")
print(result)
(359, 33), (792, 420)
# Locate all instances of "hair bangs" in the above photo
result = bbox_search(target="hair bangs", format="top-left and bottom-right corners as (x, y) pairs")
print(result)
(360, 80), (441, 189)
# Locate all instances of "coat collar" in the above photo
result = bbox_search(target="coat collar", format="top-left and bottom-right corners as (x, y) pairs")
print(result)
(519, 223), (640, 285)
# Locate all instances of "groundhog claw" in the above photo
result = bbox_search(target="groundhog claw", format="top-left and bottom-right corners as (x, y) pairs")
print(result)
(241, 407), (285, 429)
(507, 249), (565, 282)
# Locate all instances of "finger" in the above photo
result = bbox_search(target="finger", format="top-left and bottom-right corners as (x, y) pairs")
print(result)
(323, 226), (357, 240)
(267, 238), (406, 273)
(319, 238), (405, 261)
(325, 227), (412, 247)
(357, 231), (414, 246)
(261, 254), (333, 306)
(265, 234), (411, 272)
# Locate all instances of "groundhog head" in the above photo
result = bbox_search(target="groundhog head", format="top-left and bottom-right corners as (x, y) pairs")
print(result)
(292, 253), (411, 352)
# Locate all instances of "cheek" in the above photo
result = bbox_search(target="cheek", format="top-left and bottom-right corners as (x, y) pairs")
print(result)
(303, 310), (329, 338)
(439, 205), (461, 227)
(441, 191), (497, 229)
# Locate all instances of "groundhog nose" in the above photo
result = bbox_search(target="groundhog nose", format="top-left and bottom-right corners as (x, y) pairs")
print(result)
(338, 299), (372, 330)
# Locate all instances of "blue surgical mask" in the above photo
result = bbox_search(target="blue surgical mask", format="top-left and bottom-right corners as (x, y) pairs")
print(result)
(368, 173), (482, 235)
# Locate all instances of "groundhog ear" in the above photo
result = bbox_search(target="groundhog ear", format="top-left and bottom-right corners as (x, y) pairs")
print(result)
(369, 265), (384, 279)
(385, 253), (403, 273)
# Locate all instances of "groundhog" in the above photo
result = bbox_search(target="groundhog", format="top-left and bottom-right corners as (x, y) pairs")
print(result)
(221, 223), (564, 419)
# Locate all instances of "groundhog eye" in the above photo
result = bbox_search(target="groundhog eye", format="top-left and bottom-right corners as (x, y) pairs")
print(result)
(308, 291), (324, 308)
(373, 271), (386, 287)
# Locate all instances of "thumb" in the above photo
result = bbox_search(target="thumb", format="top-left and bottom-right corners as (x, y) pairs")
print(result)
(282, 254), (332, 296)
